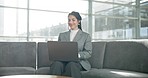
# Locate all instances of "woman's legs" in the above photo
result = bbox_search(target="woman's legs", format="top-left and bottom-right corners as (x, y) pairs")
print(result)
(49, 61), (64, 75)
(64, 62), (83, 78)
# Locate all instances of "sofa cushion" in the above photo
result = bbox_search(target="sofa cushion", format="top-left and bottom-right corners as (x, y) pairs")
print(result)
(37, 42), (52, 68)
(0, 42), (36, 76)
(0, 42), (36, 67)
(0, 67), (35, 76)
(35, 67), (50, 75)
(104, 41), (148, 73)
(82, 68), (148, 78)
(88, 42), (106, 69)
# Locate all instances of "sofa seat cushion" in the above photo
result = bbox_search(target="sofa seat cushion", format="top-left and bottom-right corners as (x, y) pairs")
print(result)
(36, 67), (50, 75)
(0, 67), (36, 76)
(81, 68), (148, 78)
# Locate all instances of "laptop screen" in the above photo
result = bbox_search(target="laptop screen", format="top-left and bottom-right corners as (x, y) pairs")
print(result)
(47, 41), (78, 61)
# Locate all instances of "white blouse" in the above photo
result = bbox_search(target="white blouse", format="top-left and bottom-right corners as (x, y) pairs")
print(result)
(70, 29), (79, 41)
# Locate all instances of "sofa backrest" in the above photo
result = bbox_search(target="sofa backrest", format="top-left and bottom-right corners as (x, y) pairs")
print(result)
(37, 42), (52, 68)
(103, 41), (148, 73)
(88, 42), (106, 69)
(37, 42), (107, 69)
(0, 42), (36, 68)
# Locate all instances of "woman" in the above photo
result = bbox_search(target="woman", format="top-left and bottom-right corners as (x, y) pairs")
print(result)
(49, 11), (92, 78)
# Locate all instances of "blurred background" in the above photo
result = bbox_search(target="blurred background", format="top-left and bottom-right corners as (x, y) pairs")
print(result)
(0, 0), (147, 42)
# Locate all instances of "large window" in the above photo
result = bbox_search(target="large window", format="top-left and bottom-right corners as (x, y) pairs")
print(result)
(3, 8), (27, 36)
(30, 0), (88, 14)
(0, 0), (88, 42)
(0, 0), (27, 8)
(0, 0), (148, 42)
(93, 0), (148, 40)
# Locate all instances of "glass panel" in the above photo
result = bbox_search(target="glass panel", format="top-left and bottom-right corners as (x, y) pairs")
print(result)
(139, 0), (148, 39)
(81, 16), (88, 33)
(0, 37), (27, 42)
(94, 16), (137, 39)
(141, 20), (148, 27)
(1, 8), (27, 36)
(0, 0), (27, 8)
(0, 8), (4, 35)
(29, 11), (67, 37)
(140, 27), (148, 38)
(141, 20), (148, 38)
(94, 0), (136, 5)
(140, 0), (148, 3)
(30, 0), (88, 13)
(140, 1), (148, 18)
(93, 2), (136, 17)
(29, 10), (88, 42)
(0, 0), (4, 6)
(141, 8), (148, 18)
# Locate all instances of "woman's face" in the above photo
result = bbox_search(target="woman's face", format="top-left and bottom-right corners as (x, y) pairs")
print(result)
(68, 15), (80, 30)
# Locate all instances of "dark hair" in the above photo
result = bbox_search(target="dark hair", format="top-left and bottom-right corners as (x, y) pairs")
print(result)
(68, 11), (82, 30)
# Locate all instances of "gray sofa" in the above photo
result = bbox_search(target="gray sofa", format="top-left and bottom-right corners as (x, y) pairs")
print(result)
(0, 42), (36, 76)
(82, 41), (148, 78)
(36, 40), (148, 78)
(0, 40), (148, 78)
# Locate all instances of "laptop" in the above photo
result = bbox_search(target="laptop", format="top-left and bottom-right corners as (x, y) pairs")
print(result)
(47, 41), (79, 61)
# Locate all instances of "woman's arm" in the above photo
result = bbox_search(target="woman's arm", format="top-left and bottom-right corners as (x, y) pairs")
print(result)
(78, 35), (92, 60)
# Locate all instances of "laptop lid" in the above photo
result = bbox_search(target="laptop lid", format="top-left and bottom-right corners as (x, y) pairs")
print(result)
(47, 41), (78, 61)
